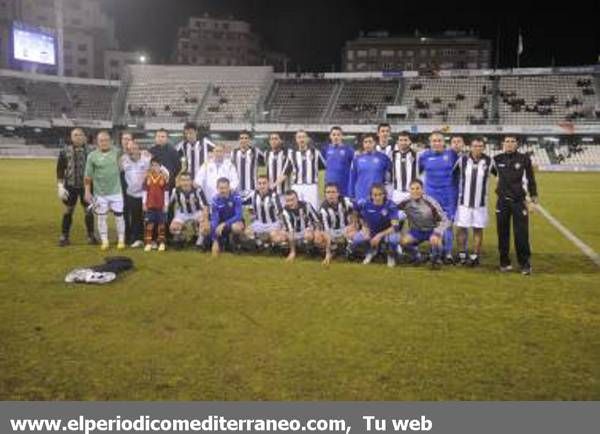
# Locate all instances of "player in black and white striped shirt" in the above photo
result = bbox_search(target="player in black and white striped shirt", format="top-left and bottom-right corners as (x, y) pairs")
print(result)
(314, 183), (357, 264)
(290, 130), (326, 210)
(272, 189), (323, 263)
(231, 130), (263, 197)
(264, 132), (293, 196)
(390, 130), (418, 204)
(243, 175), (283, 245)
(175, 122), (213, 182)
(169, 172), (210, 249)
(455, 137), (492, 265)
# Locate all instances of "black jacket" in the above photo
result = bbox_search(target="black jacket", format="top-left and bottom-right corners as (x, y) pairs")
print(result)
(491, 151), (538, 201)
(149, 143), (181, 189)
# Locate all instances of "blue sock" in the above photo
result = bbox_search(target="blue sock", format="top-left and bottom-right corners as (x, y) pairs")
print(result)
(443, 227), (453, 255)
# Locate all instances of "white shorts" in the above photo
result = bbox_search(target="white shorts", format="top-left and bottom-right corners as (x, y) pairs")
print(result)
(251, 221), (280, 235)
(95, 194), (123, 214)
(328, 228), (346, 242)
(455, 205), (488, 228)
(173, 210), (202, 225)
(392, 190), (411, 204)
(292, 184), (319, 210)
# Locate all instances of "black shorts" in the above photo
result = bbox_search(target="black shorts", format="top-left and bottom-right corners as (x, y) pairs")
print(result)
(62, 186), (89, 208)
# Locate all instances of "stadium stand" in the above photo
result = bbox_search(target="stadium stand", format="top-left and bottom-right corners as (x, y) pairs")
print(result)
(123, 65), (273, 123)
(0, 70), (117, 121)
(401, 76), (492, 124)
(330, 79), (400, 123)
(265, 79), (337, 122)
(497, 74), (597, 124)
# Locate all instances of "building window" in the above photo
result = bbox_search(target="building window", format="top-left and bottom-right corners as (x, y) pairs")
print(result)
(71, 18), (81, 26)
(77, 58), (87, 65)
(77, 43), (87, 52)
(357, 50), (367, 58)
(110, 59), (119, 67)
(65, 69), (73, 76)
(64, 41), (72, 49)
(78, 71), (88, 78)
(64, 55), (72, 64)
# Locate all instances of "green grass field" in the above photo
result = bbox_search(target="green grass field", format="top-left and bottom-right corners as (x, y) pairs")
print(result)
(0, 159), (599, 400)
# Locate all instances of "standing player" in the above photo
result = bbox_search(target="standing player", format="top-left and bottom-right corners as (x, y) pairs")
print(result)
(289, 130), (325, 210)
(322, 126), (354, 196)
(491, 135), (538, 275)
(348, 134), (392, 201)
(169, 172), (209, 249)
(142, 158), (170, 252)
(119, 130), (133, 243)
(349, 184), (405, 267)
(176, 122), (212, 182)
(418, 131), (459, 263)
(264, 132), (293, 197)
(210, 178), (245, 257)
(399, 180), (450, 269)
(149, 129), (180, 191)
(272, 190), (322, 262)
(390, 131), (418, 204)
(375, 123), (394, 197)
(84, 130), (125, 250)
(314, 183), (356, 264)
(455, 137), (492, 266)
(194, 144), (239, 202)
(244, 175), (283, 248)
(56, 127), (96, 246)
(120, 135), (154, 248)
(375, 123), (393, 158)
(231, 130), (262, 198)
(450, 135), (466, 154)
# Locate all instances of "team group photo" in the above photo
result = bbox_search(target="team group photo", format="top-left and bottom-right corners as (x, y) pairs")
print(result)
(0, 0), (598, 403)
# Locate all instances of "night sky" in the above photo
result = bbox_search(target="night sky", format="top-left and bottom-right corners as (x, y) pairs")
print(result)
(105, 0), (599, 70)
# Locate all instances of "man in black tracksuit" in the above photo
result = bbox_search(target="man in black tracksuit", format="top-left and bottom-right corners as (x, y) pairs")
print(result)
(491, 136), (538, 275)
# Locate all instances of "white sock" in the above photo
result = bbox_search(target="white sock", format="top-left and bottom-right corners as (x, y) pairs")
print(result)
(115, 215), (125, 243)
(195, 234), (204, 246)
(97, 214), (108, 242)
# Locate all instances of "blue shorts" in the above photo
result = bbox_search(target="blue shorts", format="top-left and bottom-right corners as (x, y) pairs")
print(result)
(145, 210), (166, 224)
(425, 188), (457, 221)
(408, 229), (434, 244)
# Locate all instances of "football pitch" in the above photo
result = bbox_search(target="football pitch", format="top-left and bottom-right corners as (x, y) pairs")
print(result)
(0, 159), (598, 401)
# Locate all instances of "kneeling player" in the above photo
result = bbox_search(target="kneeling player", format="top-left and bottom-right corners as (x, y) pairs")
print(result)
(272, 190), (322, 262)
(349, 184), (406, 268)
(244, 175), (283, 249)
(210, 177), (245, 256)
(314, 183), (356, 264)
(169, 172), (210, 249)
(398, 179), (449, 269)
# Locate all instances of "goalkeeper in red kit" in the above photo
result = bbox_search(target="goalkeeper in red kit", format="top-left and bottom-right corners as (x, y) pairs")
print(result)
(142, 157), (170, 252)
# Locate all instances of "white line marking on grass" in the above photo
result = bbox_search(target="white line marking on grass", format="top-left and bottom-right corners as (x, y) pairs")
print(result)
(535, 204), (600, 267)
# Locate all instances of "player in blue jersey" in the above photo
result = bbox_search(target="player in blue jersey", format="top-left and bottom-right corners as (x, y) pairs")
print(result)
(348, 134), (392, 201)
(348, 184), (406, 268)
(418, 131), (459, 264)
(210, 177), (245, 257)
(322, 126), (354, 196)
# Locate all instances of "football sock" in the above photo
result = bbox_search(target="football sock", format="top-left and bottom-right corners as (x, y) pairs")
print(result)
(115, 215), (125, 243)
(97, 214), (108, 242)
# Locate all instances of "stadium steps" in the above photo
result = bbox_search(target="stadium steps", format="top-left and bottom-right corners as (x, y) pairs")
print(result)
(193, 83), (213, 124)
(322, 81), (344, 122)
(490, 77), (500, 124)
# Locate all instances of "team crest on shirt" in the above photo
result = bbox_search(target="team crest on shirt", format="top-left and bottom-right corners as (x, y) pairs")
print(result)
(228, 201), (233, 207)
(381, 209), (388, 216)
(515, 163), (521, 169)
(443, 155), (449, 161)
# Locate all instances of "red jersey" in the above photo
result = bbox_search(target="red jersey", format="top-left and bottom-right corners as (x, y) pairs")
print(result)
(144, 172), (168, 210)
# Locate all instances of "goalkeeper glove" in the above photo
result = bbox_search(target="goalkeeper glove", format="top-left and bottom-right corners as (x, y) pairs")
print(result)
(57, 182), (70, 201)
